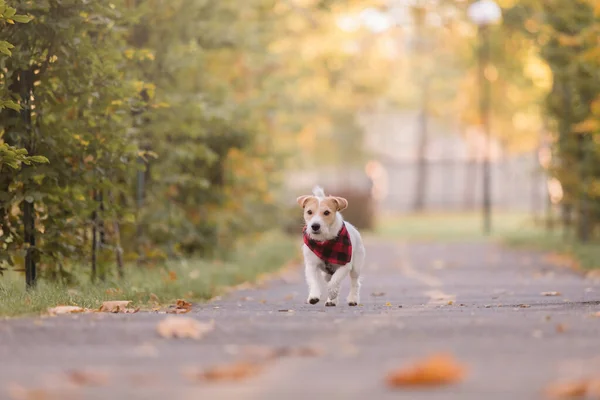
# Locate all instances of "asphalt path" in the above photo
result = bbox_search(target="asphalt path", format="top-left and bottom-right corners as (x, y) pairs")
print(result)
(1, 238), (600, 400)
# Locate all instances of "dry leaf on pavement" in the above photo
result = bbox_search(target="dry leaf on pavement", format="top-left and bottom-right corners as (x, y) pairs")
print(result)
(7, 384), (49, 400)
(185, 362), (262, 382)
(544, 379), (589, 398)
(98, 300), (139, 314)
(66, 370), (109, 386)
(386, 353), (466, 388)
(555, 324), (567, 333)
(47, 306), (87, 316)
(541, 292), (561, 297)
(236, 345), (324, 362)
(156, 317), (214, 339)
(167, 299), (192, 314)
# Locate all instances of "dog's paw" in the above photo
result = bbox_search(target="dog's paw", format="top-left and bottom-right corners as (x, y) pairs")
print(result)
(325, 301), (336, 307)
(348, 302), (358, 306)
(307, 297), (320, 305)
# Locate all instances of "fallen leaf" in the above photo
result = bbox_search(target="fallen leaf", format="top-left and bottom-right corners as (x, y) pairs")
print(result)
(67, 370), (109, 386)
(588, 379), (600, 398)
(386, 353), (466, 387)
(447, 301), (454, 306)
(186, 362), (262, 382)
(47, 306), (86, 316)
(238, 345), (323, 362)
(542, 292), (561, 297)
(555, 324), (567, 333)
(156, 317), (214, 340)
(98, 300), (138, 313)
(167, 299), (192, 314)
(518, 304), (531, 308)
(544, 379), (589, 398)
(7, 385), (50, 400)
(385, 302), (392, 307)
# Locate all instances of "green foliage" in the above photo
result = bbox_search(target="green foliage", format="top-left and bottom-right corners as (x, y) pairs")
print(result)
(0, 0), (383, 286)
(506, 0), (600, 241)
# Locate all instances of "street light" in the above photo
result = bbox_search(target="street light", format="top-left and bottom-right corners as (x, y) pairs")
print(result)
(468, 0), (501, 235)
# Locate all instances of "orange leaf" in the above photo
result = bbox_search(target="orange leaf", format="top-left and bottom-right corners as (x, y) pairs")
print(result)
(156, 317), (214, 339)
(98, 300), (138, 314)
(47, 305), (87, 315)
(572, 119), (599, 133)
(67, 370), (109, 386)
(386, 353), (466, 388)
(544, 379), (589, 398)
(185, 362), (262, 382)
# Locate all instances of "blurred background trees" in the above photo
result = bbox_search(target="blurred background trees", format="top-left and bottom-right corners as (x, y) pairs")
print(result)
(1, 0), (600, 286)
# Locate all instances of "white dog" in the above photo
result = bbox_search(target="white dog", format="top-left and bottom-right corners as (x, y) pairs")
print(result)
(296, 186), (365, 306)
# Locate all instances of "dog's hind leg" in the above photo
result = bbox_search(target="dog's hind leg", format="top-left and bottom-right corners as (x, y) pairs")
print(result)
(325, 266), (350, 306)
(347, 250), (364, 306)
(347, 268), (361, 306)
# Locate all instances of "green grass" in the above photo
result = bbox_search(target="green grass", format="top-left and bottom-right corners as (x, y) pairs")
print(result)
(503, 229), (600, 271)
(374, 211), (537, 242)
(0, 231), (299, 317)
(374, 211), (600, 270)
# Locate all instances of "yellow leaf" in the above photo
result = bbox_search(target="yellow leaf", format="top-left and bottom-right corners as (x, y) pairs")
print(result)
(47, 305), (87, 315)
(98, 300), (138, 313)
(156, 317), (214, 339)
(557, 33), (581, 47)
(572, 119), (600, 133)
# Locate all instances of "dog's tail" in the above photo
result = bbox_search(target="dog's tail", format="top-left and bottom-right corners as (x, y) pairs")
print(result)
(312, 186), (325, 198)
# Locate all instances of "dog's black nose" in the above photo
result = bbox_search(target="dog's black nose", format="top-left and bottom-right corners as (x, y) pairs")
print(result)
(311, 223), (321, 232)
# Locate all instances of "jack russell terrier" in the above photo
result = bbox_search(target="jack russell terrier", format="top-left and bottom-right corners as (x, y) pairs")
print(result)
(296, 186), (365, 306)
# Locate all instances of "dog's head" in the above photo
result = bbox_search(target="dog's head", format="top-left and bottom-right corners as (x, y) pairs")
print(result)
(297, 187), (348, 241)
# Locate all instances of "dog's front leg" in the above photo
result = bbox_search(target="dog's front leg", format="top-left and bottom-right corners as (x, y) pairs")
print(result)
(325, 266), (350, 306)
(305, 262), (322, 304)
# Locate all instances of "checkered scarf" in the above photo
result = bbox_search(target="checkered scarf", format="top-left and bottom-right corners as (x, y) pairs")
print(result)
(303, 223), (352, 266)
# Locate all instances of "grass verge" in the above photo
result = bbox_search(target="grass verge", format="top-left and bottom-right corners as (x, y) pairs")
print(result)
(374, 211), (600, 271)
(0, 231), (299, 317)
(374, 211), (537, 242)
(503, 230), (600, 271)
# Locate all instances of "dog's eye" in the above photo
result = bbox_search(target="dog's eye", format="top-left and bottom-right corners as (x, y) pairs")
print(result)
(324, 210), (330, 216)
(307, 210), (313, 215)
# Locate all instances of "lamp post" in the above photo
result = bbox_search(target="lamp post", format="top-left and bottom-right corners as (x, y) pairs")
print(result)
(467, 0), (501, 235)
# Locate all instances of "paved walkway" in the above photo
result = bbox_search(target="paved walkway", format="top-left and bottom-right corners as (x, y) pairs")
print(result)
(1, 239), (600, 400)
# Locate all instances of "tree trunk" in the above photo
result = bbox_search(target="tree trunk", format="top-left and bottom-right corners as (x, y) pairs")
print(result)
(19, 68), (37, 288)
(109, 192), (125, 279)
(413, 80), (429, 212)
(98, 190), (106, 281)
(576, 134), (590, 242)
(91, 189), (98, 282)
(23, 200), (36, 288)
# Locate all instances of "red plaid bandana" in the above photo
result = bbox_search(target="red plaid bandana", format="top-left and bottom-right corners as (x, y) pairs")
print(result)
(303, 223), (352, 265)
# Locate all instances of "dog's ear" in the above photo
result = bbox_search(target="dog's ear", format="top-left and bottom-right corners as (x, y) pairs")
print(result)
(296, 195), (313, 208)
(331, 196), (348, 211)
